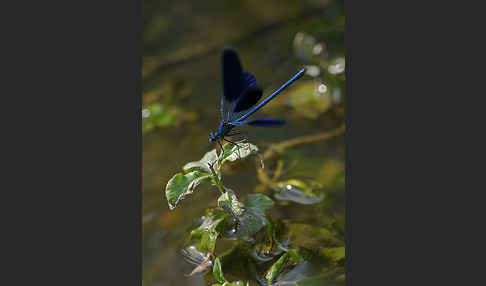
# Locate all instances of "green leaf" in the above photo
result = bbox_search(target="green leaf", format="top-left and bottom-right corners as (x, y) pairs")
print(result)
(216, 191), (274, 238)
(189, 208), (229, 253)
(245, 194), (274, 215)
(217, 192), (273, 238)
(183, 149), (218, 173)
(142, 103), (180, 134)
(165, 171), (211, 210)
(234, 210), (265, 238)
(265, 247), (315, 285)
(149, 104), (175, 127)
(153, 110), (175, 126)
(215, 241), (255, 280)
(212, 257), (226, 284)
(219, 142), (258, 167)
(234, 194), (274, 237)
(265, 253), (289, 284)
(217, 189), (244, 216)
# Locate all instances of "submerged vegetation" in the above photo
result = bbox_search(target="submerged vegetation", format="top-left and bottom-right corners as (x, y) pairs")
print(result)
(165, 128), (345, 285)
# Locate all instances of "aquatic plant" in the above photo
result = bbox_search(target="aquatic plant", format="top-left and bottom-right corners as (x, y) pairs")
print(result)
(164, 131), (345, 285)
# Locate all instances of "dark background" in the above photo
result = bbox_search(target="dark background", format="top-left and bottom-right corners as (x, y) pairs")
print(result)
(3, 0), (481, 285)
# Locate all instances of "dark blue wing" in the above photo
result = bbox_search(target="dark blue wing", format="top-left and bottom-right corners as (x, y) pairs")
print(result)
(222, 48), (244, 103)
(230, 118), (286, 127)
(232, 72), (263, 113)
(221, 48), (244, 122)
(221, 48), (264, 122)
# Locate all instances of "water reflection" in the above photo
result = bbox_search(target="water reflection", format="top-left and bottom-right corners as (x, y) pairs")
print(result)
(181, 246), (213, 277)
(305, 65), (320, 77)
(293, 32), (327, 63)
(318, 83), (327, 93)
(312, 43), (324, 55)
(142, 108), (151, 119)
(272, 261), (314, 285)
(328, 57), (345, 75)
(273, 185), (323, 205)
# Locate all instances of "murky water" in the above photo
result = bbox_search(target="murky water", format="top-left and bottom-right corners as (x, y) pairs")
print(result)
(143, 0), (345, 285)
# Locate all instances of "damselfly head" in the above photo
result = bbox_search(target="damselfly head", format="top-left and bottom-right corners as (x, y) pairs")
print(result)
(209, 132), (217, 142)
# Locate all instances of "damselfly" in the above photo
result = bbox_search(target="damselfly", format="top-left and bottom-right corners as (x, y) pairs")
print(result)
(209, 47), (306, 152)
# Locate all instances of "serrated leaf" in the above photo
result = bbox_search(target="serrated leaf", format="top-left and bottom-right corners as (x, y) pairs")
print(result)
(213, 257), (226, 284)
(165, 171), (211, 210)
(183, 149), (218, 173)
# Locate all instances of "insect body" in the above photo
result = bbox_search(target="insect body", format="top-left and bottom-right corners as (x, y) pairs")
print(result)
(209, 122), (234, 143)
(210, 47), (306, 147)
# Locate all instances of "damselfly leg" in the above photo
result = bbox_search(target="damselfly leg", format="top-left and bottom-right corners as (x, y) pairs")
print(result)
(228, 130), (257, 157)
(223, 138), (243, 159)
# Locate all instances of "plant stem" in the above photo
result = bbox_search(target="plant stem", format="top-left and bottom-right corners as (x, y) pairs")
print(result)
(208, 163), (226, 194)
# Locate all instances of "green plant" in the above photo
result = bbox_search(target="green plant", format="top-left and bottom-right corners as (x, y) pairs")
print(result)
(164, 137), (345, 285)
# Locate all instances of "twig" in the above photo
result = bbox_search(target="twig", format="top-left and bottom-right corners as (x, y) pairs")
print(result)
(263, 124), (345, 161)
(207, 162), (226, 194)
(272, 160), (285, 181)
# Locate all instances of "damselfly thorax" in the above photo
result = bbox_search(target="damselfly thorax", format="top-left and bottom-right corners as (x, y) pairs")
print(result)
(209, 122), (234, 142)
